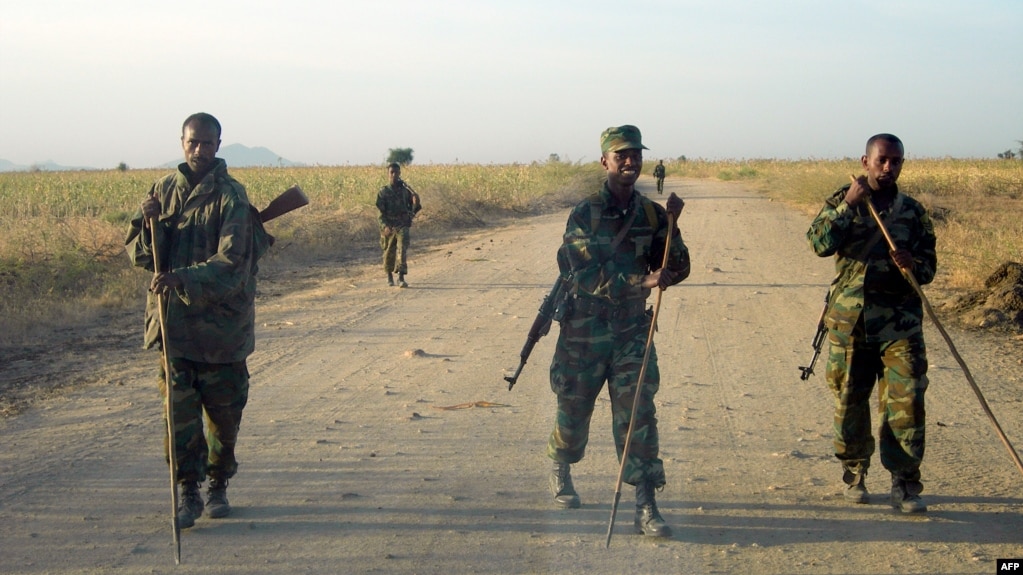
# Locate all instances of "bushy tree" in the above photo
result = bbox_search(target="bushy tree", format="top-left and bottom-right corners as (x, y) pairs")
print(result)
(997, 150), (1016, 160)
(387, 148), (414, 166)
(116, 162), (129, 171)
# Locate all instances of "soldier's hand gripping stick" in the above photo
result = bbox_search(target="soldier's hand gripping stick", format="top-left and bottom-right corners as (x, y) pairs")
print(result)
(148, 215), (181, 565)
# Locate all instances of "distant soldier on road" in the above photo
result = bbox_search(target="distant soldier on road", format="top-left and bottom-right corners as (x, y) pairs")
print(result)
(806, 133), (936, 513)
(652, 159), (666, 194)
(376, 162), (422, 288)
(546, 125), (690, 537)
(126, 113), (272, 529)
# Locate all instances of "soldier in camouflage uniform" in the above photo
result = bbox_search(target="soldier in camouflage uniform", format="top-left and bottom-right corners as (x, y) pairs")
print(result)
(806, 133), (936, 513)
(126, 113), (271, 529)
(376, 163), (422, 288)
(547, 125), (690, 537)
(653, 160), (666, 194)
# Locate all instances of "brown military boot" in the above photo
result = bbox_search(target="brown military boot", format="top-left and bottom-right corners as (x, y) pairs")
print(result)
(549, 461), (580, 509)
(176, 481), (204, 529)
(205, 477), (231, 519)
(634, 481), (672, 538)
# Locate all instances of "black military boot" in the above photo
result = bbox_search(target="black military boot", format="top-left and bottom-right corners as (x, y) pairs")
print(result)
(397, 273), (408, 288)
(842, 468), (868, 504)
(549, 461), (580, 509)
(634, 481), (672, 538)
(387, 273), (395, 287)
(891, 475), (926, 513)
(177, 481), (204, 529)
(205, 477), (231, 519)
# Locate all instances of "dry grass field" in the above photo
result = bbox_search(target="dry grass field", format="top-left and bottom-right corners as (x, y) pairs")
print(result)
(0, 162), (603, 345)
(667, 157), (1023, 289)
(0, 158), (1020, 345)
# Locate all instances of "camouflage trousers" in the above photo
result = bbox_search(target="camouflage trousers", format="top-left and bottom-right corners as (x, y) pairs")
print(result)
(159, 357), (249, 483)
(825, 325), (928, 482)
(547, 307), (665, 487)
(380, 226), (410, 274)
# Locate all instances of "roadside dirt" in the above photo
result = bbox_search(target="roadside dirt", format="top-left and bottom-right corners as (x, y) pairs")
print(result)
(1, 177), (1021, 575)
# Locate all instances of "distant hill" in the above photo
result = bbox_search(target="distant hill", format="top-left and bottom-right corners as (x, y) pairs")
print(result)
(0, 159), (94, 172)
(0, 143), (302, 172)
(159, 143), (303, 169)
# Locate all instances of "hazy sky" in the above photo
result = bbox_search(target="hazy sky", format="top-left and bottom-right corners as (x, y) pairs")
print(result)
(1, 0), (1021, 168)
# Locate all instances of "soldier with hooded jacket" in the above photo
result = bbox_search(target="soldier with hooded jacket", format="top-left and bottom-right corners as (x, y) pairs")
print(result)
(807, 133), (936, 513)
(547, 125), (690, 538)
(126, 113), (271, 529)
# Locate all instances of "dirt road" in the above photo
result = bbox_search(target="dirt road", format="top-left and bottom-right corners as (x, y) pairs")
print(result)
(1, 178), (1021, 574)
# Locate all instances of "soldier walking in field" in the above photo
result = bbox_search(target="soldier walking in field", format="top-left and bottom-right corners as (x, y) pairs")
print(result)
(126, 113), (272, 529)
(806, 133), (936, 513)
(376, 162), (422, 287)
(546, 125), (690, 537)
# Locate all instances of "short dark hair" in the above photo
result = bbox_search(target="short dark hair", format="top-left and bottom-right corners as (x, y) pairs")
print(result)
(865, 133), (903, 155)
(182, 113), (222, 139)
(387, 162), (401, 171)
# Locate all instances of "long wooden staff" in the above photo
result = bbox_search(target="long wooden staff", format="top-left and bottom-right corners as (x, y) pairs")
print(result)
(149, 217), (181, 564)
(605, 213), (674, 548)
(852, 176), (1023, 479)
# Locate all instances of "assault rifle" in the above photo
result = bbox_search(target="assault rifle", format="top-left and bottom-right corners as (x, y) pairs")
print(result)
(505, 275), (572, 391)
(397, 178), (422, 222)
(798, 294), (829, 380)
(259, 185), (309, 223)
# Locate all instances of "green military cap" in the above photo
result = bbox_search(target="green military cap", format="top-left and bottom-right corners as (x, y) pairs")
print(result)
(600, 125), (649, 154)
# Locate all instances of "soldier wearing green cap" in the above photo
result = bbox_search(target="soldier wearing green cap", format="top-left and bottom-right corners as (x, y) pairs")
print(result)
(546, 125), (690, 537)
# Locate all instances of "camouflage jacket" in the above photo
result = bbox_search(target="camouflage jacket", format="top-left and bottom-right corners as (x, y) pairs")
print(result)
(126, 159), (270, 363)
(807, 184), (937, 342)
(653, 165), (665, 178)
(376, 183), (421, 229)
(558, 181), (691, 304)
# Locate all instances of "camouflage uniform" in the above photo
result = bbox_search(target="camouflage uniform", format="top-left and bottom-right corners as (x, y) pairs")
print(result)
(547, 181), (691, 487)
(806, 183), (936, 486)
(376, 182), (421, 275)
(126, 158), (270, 483)
(653, 163), (666, 193)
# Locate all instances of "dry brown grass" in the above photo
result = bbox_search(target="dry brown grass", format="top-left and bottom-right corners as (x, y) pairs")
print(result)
(0, 163), (602, 345)
(663, 157), (1023, 290)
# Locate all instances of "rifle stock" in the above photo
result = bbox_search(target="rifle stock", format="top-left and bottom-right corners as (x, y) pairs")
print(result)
(505, 276), (570, 390)
(260, 185), (309, 223)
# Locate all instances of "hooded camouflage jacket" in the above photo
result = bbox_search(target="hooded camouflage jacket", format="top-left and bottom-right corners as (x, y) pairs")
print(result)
(558, 181), (690, 304)
(126, 159), (270, 363)
(807, 184), (936, 342)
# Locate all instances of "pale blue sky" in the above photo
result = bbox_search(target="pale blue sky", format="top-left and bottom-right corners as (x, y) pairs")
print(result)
(1, 0), (1020, 168)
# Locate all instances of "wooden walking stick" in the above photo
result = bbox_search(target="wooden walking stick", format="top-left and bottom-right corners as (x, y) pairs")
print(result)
(149, 217), (181, 565)
(605, 213), (674, 548)
(852, 175), (1023, 479)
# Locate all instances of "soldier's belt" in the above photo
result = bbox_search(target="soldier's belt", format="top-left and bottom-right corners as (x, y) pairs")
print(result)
(571, 296), (647, 321)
